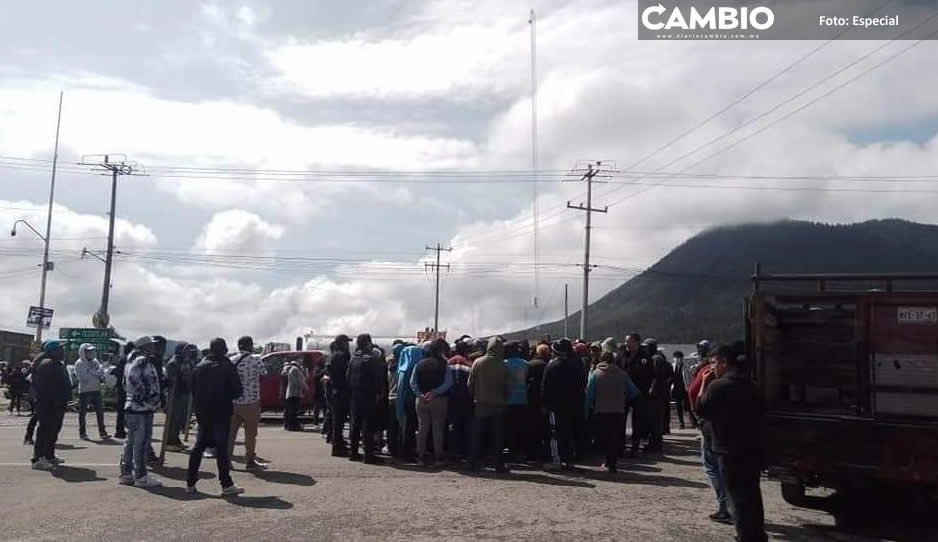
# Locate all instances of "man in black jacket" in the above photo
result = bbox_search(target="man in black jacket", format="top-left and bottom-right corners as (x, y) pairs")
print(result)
(30, 341), (71, 471)
(327, 334), (352, 457)
(345, 334), (386, 464)
(110, 342), (135, 439)
(624, 334), (654, 455)
(697, 346), (767, 542)
(186, 338), (244, 496)
(541, 339), (586, 470)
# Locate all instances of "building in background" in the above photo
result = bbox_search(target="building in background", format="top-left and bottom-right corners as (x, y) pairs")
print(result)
(0, 330), (33, 362)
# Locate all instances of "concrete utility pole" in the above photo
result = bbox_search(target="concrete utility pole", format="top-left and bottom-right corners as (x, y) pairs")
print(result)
(425, 243), (452, 336)
(21, 91), (65, 342)
(80, 154), (138, 330)
(567, 162), (608, 340)
(564, 283), (569, 338)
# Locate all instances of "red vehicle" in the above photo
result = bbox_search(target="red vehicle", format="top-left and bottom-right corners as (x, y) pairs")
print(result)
(259, 350), (325, 412)
(748, 269), (938, 524)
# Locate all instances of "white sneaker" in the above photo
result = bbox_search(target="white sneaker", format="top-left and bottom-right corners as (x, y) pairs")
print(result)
(220, 484), (244, 496)
(49, 456), (65, 465)
(185, 485), (197, 494)
(118, 475), (135, 486)
(134, 476), (162, 488)
(32, 458), (54, 471)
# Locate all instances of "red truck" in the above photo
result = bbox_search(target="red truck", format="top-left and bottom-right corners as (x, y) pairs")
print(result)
(747, 269), (938, 524)
(259, 350), (325, 413)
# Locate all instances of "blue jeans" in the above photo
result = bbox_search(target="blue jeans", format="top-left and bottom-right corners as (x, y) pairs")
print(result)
(702, 437), (729, 513)
(121, 412), (154, 480)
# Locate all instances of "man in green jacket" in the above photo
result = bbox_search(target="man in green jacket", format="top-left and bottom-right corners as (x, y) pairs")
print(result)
(467, 337), (512, 473)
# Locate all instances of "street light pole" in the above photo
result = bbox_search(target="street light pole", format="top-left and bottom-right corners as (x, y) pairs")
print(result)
(36, 91), (63, 343)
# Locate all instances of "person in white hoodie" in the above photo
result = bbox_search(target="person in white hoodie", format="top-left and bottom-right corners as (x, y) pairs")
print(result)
(75, 343), (110, 440)
(281, 358), (308, 431)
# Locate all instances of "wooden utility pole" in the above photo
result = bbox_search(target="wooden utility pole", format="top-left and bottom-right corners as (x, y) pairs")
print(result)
(567, 163), (608, 340)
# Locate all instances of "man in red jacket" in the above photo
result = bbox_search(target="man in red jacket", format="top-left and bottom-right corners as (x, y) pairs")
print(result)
(688, 345), (732, 525)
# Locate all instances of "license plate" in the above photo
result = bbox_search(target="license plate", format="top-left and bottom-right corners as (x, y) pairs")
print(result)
(897, 307), (938, 324)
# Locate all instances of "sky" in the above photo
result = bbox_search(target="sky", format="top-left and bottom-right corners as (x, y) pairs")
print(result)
(2, 0), (938, 347)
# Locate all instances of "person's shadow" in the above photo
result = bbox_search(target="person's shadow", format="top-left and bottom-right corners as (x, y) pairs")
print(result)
(52, 466), (106, 483)
(148, 486), (293, 509)
(249, 470), (316, 486)
(151, 465), (216, 481)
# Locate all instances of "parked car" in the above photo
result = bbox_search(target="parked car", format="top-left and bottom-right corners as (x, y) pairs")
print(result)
(259, 351), (324, 412)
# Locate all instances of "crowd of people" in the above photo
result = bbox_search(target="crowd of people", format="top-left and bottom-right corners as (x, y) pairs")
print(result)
(5, 330), (767, 542)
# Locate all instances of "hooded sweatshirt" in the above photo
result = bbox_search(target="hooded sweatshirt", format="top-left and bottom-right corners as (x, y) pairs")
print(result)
(467, 338), (511, 408)
(395, 345), (424, 420)
(387, 343), (406, 402)
(74, 343), (105, 394)
(124, 351), (162, 414)
(282, 360), (308, 399)
(33, 351), (71, 406)
(585, 362), (641, 417)
(191, 353), (242, 422)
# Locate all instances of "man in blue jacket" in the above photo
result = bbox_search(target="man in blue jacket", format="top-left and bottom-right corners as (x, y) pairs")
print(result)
(395, 343), (424, 463)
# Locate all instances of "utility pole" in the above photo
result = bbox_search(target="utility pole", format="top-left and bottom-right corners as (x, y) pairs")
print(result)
(35, 91), (63, 343)
(425, 243), (452, 336)
(564, 283), (569, 338)
(80, 154), (138, 330)
(529, 9), (540, 330)
(567, 162), (608, 340)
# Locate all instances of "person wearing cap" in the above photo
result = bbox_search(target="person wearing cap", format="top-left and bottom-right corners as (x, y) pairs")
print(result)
(671, 350), (695, 429)
(411, 338), (453, 467)
(623, 333), (652, 456)
(696, 347), (766, 542)
(75, 343), (110, 440)
(688, 342), (732, 525)
(541, 339), (586, 470)
(326, 334), (352, 457)
(187, 338), (245, 496)
(525, 343), (551, 463)
(164, 343), (197, 452)
(120, 337), (164, 488)
(646, 349), (673, 453)
(228, 336), (268, 470)
(501, 341), (529, 465)
(29, 340), (71, 471)
(447, 338), (474, 460)
(467, 337), (511, 473)
(345, 334), (387, 464)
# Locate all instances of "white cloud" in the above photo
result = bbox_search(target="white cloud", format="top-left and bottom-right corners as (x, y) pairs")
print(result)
(194, 209), (285, 254)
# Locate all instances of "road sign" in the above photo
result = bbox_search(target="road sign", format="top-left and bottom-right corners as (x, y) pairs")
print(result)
(58, 328), (121, 357)
(59, 328), (118, 340)
(26, 306), (54, 329)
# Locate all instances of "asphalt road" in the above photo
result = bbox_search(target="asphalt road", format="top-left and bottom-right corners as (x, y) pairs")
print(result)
(0, 410), (933, 542)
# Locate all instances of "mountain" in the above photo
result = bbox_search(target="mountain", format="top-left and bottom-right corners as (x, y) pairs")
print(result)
(508, 219), (938, 343)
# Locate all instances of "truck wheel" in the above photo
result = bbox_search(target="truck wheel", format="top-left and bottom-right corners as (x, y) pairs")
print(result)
(781, 482), (806, 506)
